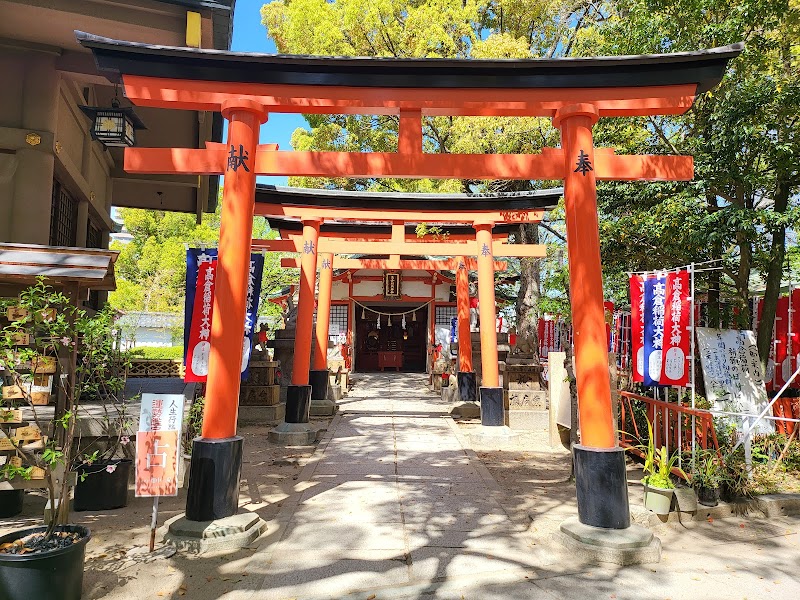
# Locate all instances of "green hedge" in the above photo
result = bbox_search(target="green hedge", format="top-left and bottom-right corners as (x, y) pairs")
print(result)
(126, 346), (184, 361)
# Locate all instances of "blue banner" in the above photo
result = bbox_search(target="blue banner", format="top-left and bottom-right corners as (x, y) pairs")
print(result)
(643, 273), (667, 386)
(184, 248), (264, 380)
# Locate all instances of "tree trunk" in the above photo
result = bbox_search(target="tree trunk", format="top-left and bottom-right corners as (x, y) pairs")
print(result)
(706, 192), (722, 328)
(516, 223), (541, 362)
(757, 178), (791, 372)
(734, 208), (753, 328)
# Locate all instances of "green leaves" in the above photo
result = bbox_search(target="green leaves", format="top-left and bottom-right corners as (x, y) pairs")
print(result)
(41, 447), (64, 467)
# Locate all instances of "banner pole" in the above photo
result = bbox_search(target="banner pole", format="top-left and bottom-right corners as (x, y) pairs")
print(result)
(149, 496), (159, 552)
(690, 263), (696, 466)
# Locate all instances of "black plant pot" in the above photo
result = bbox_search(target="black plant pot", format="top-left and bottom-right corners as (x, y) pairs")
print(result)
(0, 490), (23, 518)
(0, 525), (90, 600)
(74, 459), (132, 511)
(697, 485), (720, 507)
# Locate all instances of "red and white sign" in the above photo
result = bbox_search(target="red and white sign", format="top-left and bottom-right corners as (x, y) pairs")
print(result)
(630, 274), (645, 382)
(185, 262), (216, 382)
(135, 431), (179, 498)
(135, 393), (184, 498)
(659, 270), (691, 386)
(791, 288), (800, 379)
(538, 317), (560, 359)
(773, 294), (790, 388)
(604, 301), (615, 350)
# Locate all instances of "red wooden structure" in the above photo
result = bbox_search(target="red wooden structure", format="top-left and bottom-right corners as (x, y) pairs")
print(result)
(78, 31), (741, 529)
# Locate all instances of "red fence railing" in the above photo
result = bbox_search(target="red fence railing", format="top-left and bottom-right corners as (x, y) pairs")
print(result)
(619, 391), (720, 478)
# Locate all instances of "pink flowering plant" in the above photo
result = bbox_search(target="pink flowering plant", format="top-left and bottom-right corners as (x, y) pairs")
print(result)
(0, 278), (132, 540)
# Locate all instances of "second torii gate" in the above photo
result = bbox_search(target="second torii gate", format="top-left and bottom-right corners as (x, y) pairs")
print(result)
(78, 31), (741, 538)
(251, 187), (554, 423)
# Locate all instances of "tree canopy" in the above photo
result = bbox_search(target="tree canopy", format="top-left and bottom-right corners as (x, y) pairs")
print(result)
(260, 0), (800, 367)
(109, 200), (297, 327)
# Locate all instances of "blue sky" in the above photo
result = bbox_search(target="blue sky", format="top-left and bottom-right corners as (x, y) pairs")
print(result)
(226, 0), (306, 186)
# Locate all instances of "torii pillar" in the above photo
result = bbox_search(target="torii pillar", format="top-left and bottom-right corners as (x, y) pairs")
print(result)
(455, 257), (477, 403)
(186, 99), (266, 521)
(554, 104), (629, 529)
(474, 222), (505, 429)
(310, 251), (337, 416)
(269, 219), (321, 445)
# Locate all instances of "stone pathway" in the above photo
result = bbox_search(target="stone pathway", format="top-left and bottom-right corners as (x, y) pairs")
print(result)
(229, 373), (800, 600)
(233, 373), (554, 599)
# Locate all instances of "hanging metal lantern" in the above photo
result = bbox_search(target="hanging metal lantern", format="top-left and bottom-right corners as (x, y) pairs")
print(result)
(79, 97), (146, 148)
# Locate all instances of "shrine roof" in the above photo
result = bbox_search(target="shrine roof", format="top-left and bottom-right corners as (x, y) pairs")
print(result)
(266, 218), (521, 237)
(77, 32), (742, 94)
(255, 185), (562, 213)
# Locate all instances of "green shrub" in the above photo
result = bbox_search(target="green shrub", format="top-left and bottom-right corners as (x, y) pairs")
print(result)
(126, 346), (184, 360)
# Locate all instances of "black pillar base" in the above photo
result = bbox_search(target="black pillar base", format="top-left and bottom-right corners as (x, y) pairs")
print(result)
(479, 386), (504, 426)
(186, 436), (243, 522)
(286, 384), (312, 424)
(309, 369), (330, 401)
(457, 372), (477, 402)
(573, 444), (631, 529)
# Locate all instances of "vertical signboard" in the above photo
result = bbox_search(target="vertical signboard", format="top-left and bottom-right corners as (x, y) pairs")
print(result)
(696, 328), (773, 434)
(135, 393), (185, 497)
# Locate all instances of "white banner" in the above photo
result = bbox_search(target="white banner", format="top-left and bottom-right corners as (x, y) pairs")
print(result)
(696, 328), (774, 434)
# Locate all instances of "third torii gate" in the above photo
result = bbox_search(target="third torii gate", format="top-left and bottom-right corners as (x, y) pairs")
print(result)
(78, 31), (741, 537)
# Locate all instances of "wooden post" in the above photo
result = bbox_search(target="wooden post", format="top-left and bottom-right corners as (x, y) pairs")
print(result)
(475, 223), (499, 388)
(187, 99), (265, 522)
(201, 100), (266, 439)
(292, 219), (321, 385)
(554, 104), (615, 450)
(313, 252), (334, 370)
(554, 104), (630, 530)
(455, 257), (474, 373)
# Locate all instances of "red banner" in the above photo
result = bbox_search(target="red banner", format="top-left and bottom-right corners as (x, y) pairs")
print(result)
(774, 295), (790, 388)
(630, 274), (645, 382)
(185, 262), (216, 382)
(791, 289), (800, 380)
(659, 271), (691, 386)
(604, 301), (615, 350)
(538, 318), (558, 359)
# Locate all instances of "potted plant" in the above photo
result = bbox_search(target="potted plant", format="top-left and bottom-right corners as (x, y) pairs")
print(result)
(636, 419), (684, 515)
(691, 449), (727, 506)
(179, 394), (204, 488)
(71, 308), (135, 511)
(0, 278), (121, 600)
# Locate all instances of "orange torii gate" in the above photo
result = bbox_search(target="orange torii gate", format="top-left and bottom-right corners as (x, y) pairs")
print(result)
(78, 31), (741, 539)
(253, 187), (557, 420)
(253, 204), (550, 415)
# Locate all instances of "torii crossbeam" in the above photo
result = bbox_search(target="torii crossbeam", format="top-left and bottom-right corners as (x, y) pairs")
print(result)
(77, 31), (741, 537)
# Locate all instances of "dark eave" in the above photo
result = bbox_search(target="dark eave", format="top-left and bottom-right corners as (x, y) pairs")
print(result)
(265, 218), (525, 237)
(255, 185), (562, 213)
(76, 32), (742, 93)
